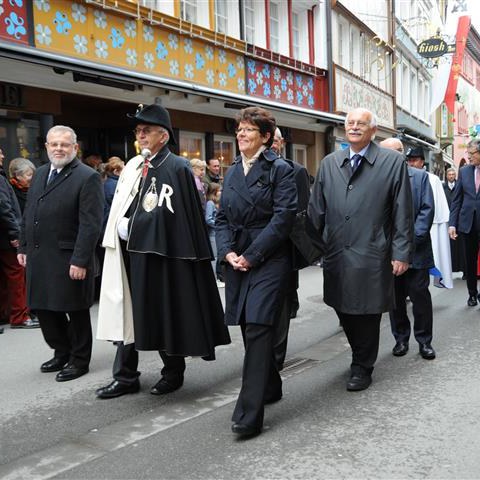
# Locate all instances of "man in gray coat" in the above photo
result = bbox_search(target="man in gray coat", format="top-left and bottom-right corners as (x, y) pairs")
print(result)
(307, 108), (414, 391)
(18, 126), (104, 382)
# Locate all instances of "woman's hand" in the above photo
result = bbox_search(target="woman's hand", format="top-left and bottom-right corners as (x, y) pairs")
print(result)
(225, 252), (251, 272)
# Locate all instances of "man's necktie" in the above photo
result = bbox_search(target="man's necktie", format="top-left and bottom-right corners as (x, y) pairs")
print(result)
(47, 169), (58, 184)
(351, 154), (362, 173)
(142, 157), (150, 178)
(475, 167), (480, 193)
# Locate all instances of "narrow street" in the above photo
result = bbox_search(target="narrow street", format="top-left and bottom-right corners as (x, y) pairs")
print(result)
(1, 267), (479, 479)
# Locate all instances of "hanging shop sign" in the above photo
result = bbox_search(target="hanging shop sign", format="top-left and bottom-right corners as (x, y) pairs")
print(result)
(417, 38), (454, 59)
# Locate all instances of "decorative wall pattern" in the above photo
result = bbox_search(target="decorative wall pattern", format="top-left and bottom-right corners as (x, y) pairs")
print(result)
(0, 0), (30, 45)
(246, 59), (320, 110)
(32, 0), (245, 94)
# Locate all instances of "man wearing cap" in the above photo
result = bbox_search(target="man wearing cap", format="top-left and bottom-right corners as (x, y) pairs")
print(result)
(381, 140), (436, 360)
(449, 138), (480, 307)
(96, 104), (230, 399)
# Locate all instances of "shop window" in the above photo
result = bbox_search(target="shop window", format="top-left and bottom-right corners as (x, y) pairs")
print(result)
(213, 136), (236, 173)
(179, 131), (204, 161)
(293, 144), (307, 167)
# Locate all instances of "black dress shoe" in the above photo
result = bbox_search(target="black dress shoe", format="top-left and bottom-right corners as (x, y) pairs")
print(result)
(55, 364), (89, 382)
(392, 342), (409, 357)
(40, 357), (68, 373)
(150, 377), (183, 395)
(467, 295), (478, 306)
(231, 423), (261, 437)
(96, 380), (140, 399)
(346, 374), (372, 391)
(419, 343), (436, 360)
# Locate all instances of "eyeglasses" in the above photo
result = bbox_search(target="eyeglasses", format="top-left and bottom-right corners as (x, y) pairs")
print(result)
(133, 127), (162, 136)
(235, 127), (260, 135)
(46, 142), (74, 149)
(345, 120), (370, 128)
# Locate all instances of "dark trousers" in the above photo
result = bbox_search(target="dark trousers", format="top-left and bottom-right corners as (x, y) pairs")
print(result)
(389, 268), (433, 345)
(273, 270), (299, 370)
(336, 311), (382, 375)
(232, 323), (282, 428)
(0, 248), (29, 325)
(36, 309), (92, 369)
(461, 230), (480, 296)
(112, 342), (186, 386)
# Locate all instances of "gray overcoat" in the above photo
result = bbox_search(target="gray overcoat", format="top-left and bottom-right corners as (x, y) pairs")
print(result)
(307, 142), (414, 314)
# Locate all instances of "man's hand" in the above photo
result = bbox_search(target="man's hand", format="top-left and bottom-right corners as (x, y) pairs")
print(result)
(17, 253), (26, 267)
(70, 265), (87, 280)
(10, 239), (19, 248)
(391, 260), (409, 276)
(448, 226), (458, 240)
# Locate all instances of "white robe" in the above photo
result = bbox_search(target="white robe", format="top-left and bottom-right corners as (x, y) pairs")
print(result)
(96, 155), (143, 343)
(428, 172), (453, 289)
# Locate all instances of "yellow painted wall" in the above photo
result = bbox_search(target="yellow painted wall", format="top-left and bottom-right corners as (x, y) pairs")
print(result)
(32, 1), (245, 94)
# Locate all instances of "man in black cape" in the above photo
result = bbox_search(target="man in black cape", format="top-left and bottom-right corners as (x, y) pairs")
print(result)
(96, 104), (230, 399)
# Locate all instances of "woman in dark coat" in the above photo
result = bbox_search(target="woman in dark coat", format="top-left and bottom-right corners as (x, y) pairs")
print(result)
(216, 107), (297, 437)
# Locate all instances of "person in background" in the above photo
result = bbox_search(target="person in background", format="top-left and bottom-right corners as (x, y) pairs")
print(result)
(216, 107), (297, 437)
(8, 158), (36, 213)
(0, 156), (38, 329)
(205, 182), (224, 287)
(270, 127), (311, 370)
(307, 109), (413, 392)
(18, 125), (104, 381)
(380, 139), (436, 360)
(449, 139), (480, 307)
(443, 168), (465, 275)
(103, 156), (125, 229)
(204, 158), (222, 186)
(406, 147), (452, 290)
(190, 158), (207, 210)
(83, 154), (103, 171)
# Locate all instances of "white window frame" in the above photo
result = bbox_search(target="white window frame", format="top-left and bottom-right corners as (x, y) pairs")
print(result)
(181, 0), (197, 24)
(213, 134), (236, 171)
(215, 0), (228, 34)
(293, 144), (307, 167)
(244, 0), (255, 44)
(292, 11), (300, 59)
(270, 1), (280, 53)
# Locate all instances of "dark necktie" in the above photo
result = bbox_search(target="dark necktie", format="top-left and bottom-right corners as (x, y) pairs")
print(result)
(351, 154), (362, 173)
(48, 169), (58, 184)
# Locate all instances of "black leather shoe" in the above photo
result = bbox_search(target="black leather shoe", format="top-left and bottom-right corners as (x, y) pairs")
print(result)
(346, 374), (372, 391)
(467, 295), (478, 306)
(96, 380), (140, 399)
(40, 357), (68, 373)
(419, 343), (436, 360)
(150, 377), (183, 395)
(392, 342), (409, 357)
(55, 365), (89, 382)
(231, 423), (261, 437)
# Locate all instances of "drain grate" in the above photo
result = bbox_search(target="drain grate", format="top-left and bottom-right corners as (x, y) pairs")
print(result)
(281, 357), (319, 376)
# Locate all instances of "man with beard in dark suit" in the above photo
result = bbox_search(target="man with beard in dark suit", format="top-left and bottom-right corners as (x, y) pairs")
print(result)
(18, 126), (104, 381)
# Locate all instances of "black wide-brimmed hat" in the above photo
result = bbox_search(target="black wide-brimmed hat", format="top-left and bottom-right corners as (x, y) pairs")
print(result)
(406, 146), (425, 159)
(127, 103), (176, 145)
